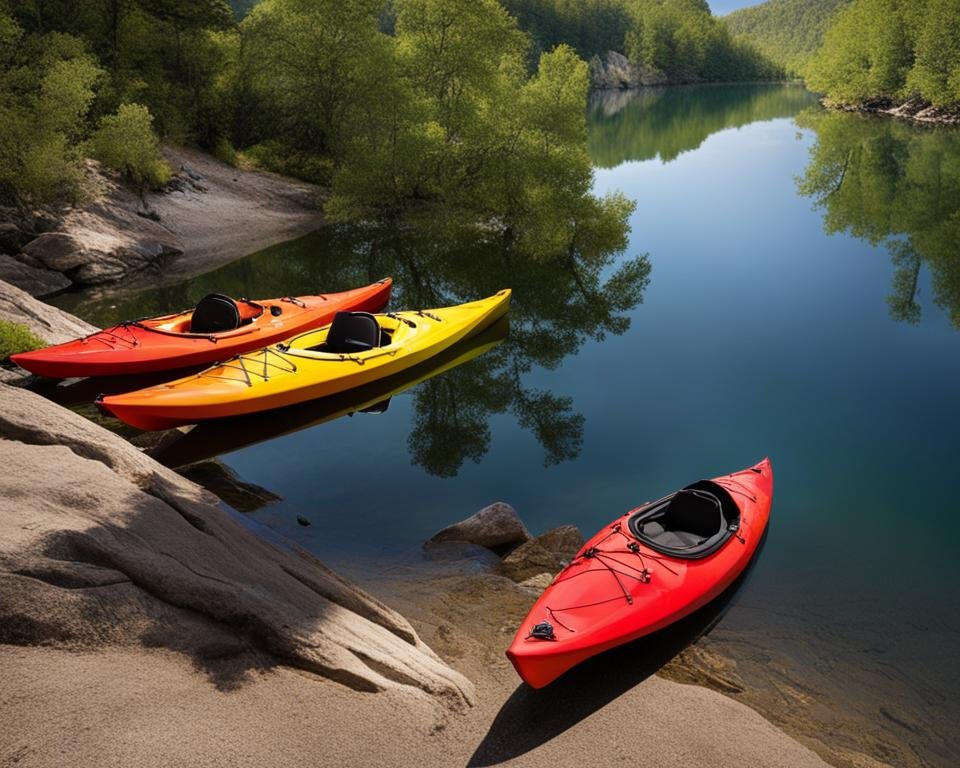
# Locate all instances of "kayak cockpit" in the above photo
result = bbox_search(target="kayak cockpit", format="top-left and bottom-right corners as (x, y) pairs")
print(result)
(143, 295), (267, 336)
(627, 480), (740, 559)
(287, 312), (412, 359)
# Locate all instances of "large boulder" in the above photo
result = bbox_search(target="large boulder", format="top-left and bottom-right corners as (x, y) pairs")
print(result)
(0, 255), (70, 296)
(0, 384), (473, 707)
(499, 524), (585, 582)
(177, 459), (281, 513)
(17, 194), (182, 287)
(425, 502), (531, 555)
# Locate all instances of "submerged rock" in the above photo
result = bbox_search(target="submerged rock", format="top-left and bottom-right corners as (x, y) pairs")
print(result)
(499, 525), (585, 583)
(425, 502), (531, 555)
(177, 459), (281, 514)
(0, 384), (473, 706)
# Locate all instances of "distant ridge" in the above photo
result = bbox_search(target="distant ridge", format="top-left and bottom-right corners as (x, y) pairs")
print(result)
(724, 0), (850, 75)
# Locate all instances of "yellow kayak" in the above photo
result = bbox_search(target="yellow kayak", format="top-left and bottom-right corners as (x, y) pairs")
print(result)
(150, 316), (509, 467)
(99, 290), (511, 430)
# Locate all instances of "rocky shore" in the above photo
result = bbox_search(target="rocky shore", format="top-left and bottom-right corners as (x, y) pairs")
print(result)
(0, 146), (323, 298)
(0, 389), (829, 765)
(824, 95), (960, 125)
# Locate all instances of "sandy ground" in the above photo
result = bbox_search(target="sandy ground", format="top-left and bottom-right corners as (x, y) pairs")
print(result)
(147, 146), (324, 284)
(0, 644), (828, 768)
(0, 558), (834, 768)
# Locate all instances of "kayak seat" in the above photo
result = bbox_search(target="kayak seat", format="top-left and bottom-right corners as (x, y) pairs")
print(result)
(317, 311), (382, 353)
(191, 294), (241, 334)
(627, 480), (739, 559)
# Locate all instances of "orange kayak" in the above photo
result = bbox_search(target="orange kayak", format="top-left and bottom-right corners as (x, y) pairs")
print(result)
(12, 279), (392, 378)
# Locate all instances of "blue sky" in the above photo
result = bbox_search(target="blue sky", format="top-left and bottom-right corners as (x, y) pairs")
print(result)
(708, 0), (763, 14)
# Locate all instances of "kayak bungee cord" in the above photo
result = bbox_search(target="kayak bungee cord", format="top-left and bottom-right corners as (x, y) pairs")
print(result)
(536, 509), (739, 638)
(200, 347), (298, 386)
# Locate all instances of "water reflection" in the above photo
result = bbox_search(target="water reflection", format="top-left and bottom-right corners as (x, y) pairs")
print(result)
(52, 218), (650, 476)
(797, 110), (960, 327)
(587, 84), (818, 167)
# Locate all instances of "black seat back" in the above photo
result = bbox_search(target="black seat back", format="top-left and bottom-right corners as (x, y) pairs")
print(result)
(324, 311), (381, 353)
(191, 294), (241, 334)
(660, 489), (724, 538)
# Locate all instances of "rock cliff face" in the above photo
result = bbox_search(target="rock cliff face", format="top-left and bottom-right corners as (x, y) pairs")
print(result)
(0, 384), (473, 706)
(589, 51), (669, 90)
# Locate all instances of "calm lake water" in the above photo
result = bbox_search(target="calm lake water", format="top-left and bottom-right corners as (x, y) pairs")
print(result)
(52, 84), (959, 764)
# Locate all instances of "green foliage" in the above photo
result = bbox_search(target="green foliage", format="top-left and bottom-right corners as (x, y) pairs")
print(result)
(624, 0), (783, 83)
(906, 0), (960, 107)
(91, 103), (171, 189)
(724, 0), (850, 76)
(797, 109), (960, 326)
(0, 11), (101, 205)
(806, 0), (960, 107)
(0, 320), (45, 360)
(500, 0), (633, 60)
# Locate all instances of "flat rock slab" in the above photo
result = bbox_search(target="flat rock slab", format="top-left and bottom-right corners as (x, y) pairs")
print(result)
(0, 384), (472, 706)
(0, 278), (97, 344)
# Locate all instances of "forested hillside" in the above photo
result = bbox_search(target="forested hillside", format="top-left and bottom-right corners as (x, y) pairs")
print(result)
(623, 0), (781, 83)
(723, 0), (850, 75)
(806, 0), (960, 108)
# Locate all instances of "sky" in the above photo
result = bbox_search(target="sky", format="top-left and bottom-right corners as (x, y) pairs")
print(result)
(708, 0), (764, 15)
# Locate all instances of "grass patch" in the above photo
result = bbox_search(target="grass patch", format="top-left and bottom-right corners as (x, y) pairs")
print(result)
(0, 320), (45, 361)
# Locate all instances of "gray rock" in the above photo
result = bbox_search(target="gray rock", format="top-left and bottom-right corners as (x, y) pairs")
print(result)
(535, 524), (585, 561)
(0, 222), (31, 254)
(425, 502), (531, 554)
(176, 459), (281, 514)
(0, 384), (473, 706)
(0, 255), (71, 296)
(517, 573), (555, 593)
(0, 278), (97, 345)
(499, 524), (585, 583)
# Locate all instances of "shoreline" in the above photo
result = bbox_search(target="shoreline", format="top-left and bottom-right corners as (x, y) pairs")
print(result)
(148, 146), (325, 284)
(822, 95), (960, 126)
(0, 146), (325, 300)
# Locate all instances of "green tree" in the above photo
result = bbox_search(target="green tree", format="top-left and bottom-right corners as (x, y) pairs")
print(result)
(91, 102), (171, 191)
(0, 10), (102, 205)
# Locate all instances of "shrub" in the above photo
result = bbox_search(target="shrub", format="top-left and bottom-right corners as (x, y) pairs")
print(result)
(91, 103), (172, 191)
(0, 320), (45, 361)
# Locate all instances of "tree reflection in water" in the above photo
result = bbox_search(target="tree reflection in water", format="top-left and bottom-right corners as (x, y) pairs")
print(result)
(797, 110), (960, 327)
(54, 215), (650, 477)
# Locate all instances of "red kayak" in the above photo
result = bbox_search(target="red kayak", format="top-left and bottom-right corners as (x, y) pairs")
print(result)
(11, 279), (392, 378)
(507, 458), (773, 688)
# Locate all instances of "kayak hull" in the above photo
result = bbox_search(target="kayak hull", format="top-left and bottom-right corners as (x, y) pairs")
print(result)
(100, 290), (511, 430)
(10, 279), (393, 378)
(506, 458), (773, 688)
